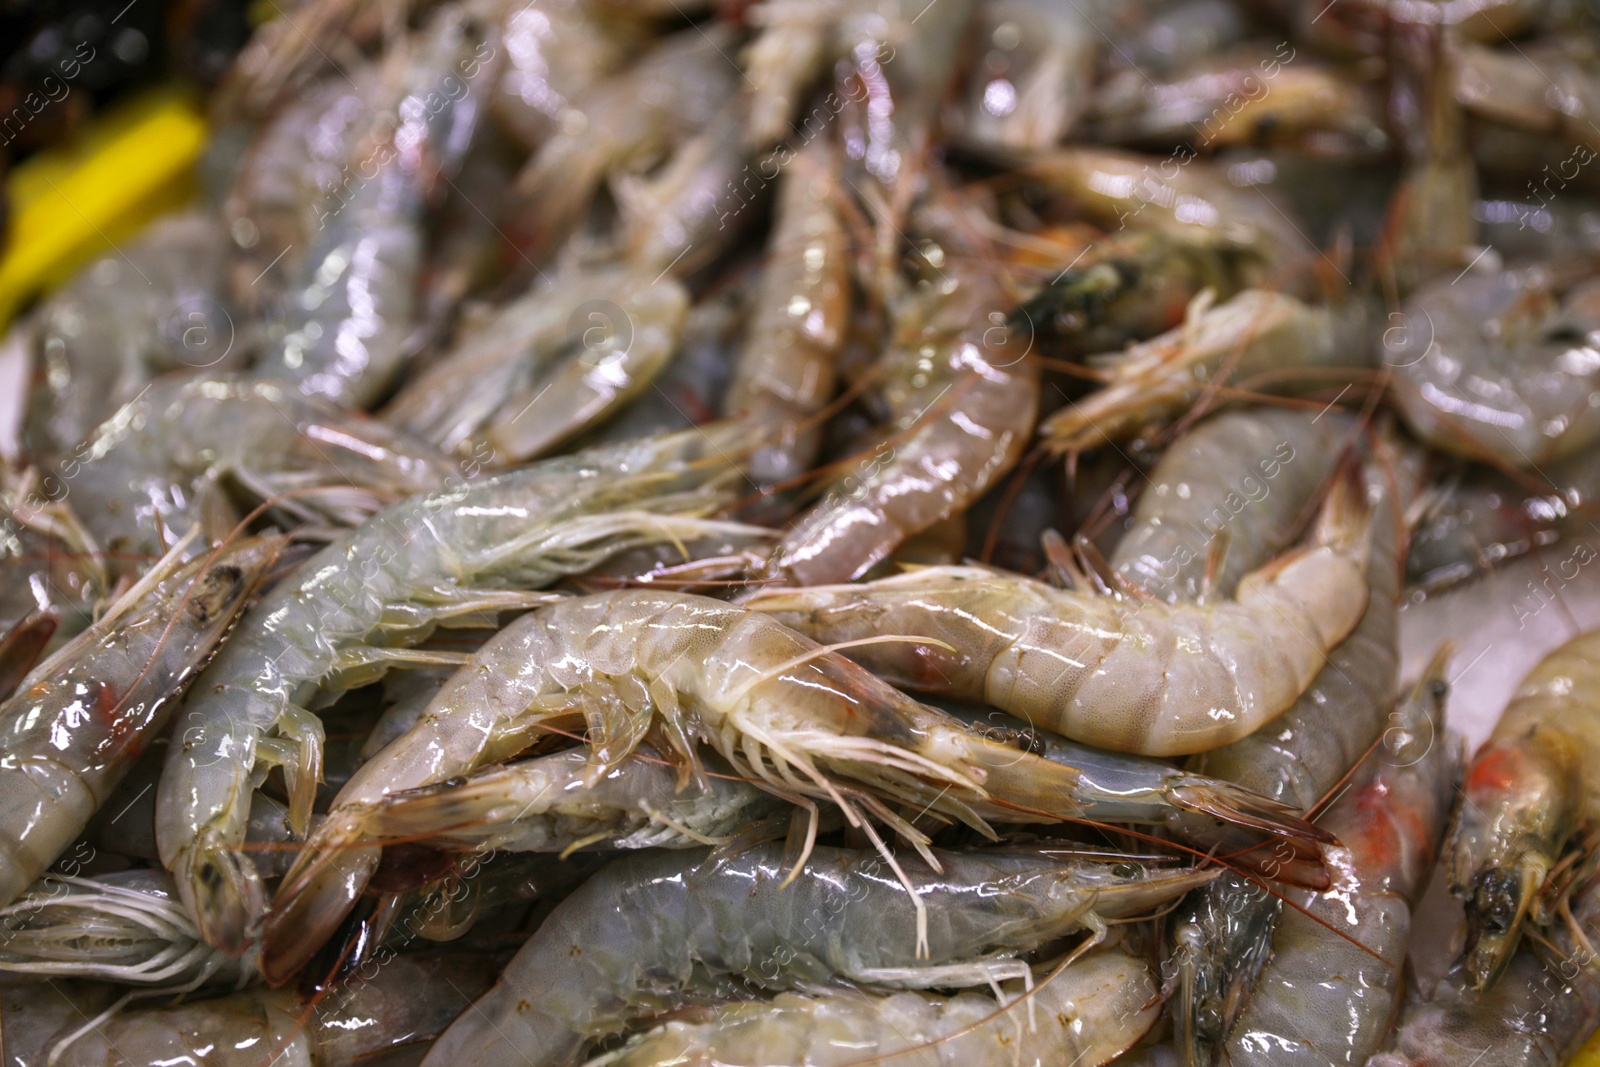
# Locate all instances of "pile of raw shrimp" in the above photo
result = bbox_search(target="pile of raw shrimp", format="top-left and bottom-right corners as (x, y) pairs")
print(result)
(4, 0), (1600, 1063)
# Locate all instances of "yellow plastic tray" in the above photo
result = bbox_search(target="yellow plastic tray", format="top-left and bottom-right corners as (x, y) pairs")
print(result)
(0, 85), (206, 326)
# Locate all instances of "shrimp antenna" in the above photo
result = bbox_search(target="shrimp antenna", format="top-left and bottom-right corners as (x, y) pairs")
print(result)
(985, 797), (1388, 964)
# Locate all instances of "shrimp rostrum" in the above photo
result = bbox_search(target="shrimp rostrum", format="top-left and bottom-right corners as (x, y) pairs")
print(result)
(260, 589), (1329, 985)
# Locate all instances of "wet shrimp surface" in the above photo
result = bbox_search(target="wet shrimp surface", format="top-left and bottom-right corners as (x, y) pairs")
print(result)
(6, 2), (1600, 1066)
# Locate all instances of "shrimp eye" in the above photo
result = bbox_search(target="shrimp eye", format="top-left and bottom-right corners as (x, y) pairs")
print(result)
(1429, 680), (1449, 700)
(1112, 863), (1140, 879)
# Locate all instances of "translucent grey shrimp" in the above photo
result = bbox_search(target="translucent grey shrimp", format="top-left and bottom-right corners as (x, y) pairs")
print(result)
(40, 952), (500, 1067)
(585, 942), (1161, 1067)
(749, 461), (1373, 756)
(1404, 450), (1598, 591)
(363, 744), (781, 854)
(385, 268), (687, 463)
(155, 427), (755, 959)
(767, 192), (1040, 584)
(220, 69), (387, 307)
(1039, 288), (1370, 455)
(258, 590), (1127, 983)
(421, 845), (1208, 1067)
(23, 211), (232, 459)
(1168, 446), (1419, 1064)
(592, 280), (743, 444)
(1390, 265), (1600, 467)
(507, 27), (738, 258)
(256, 3), (502, 407)
(1010, 228), (1258, 358)
(836, 0), (973, 294)
(482, 280), (689, 462)
(1021, 149), (1319, 291)
(723, 139), (851, 493)
(1381, 21), (1479, 289)
(1110, 407), (1357, 602)
(1222, 657), (1462, 1067)
(615, 100), (753, 279)
(490, 0), (634, 150)
(63, 376), (452, 579)
(0, 533), (282, 910)
(741, 0), (839, 148)
(954, 0), (1095, 153)
(1085, 44), (1385, 155)
(1448, 627), (1600, 990)
(1369, 879), (1600, 1067)
(1454, 38), (1600, 174)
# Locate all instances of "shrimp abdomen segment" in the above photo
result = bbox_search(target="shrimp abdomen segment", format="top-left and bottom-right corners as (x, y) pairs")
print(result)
(0, 761), (95, 906)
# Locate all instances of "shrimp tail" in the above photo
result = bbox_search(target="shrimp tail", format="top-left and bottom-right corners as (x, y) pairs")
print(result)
(258, 815), (382, 987)
(362, 777), (510, 846)
(176, 832), (267, 961)
(1167, 781), (1336, 847)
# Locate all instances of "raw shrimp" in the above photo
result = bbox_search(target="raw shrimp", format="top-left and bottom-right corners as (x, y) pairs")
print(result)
(1447, 627), (1600, 989)
(741, 0), (838, 149)
(767, 193), (1040, 584)
(63, 376), (452, 578)
(384, 266), (667, 455)
(723, 139), (851, 492)
(0, 533), (282, 910)
(220, 69), (388, 308)
(39, 952), (499, 1067)
(1369, 879), (1600, 1067)
(583, 941), (1160, 1067)
(22, 211), (233, 460)
(1166, 446), (1418, 1062)
(1381, 21), (1479, 288)
(615, 101), (754, 279)
(1011, 229), (1256, 358)
(255, 3), (501, 407)
(420, 844), (1204, 1067)
(483, 280), (689, 462)
(0, 869), (244, 990)
(264, 583), (1330, 983)
(507, 28), (738, 257)
(836, 0), (972, 293)
(155, 428), (753, 958)
(748, 460), (1372, 756)
(593, 280), (744, 445)
(1021, 149), (1319, 290)
(954, 0), (1095, 153)
(364, 744), (781, 854)
(1389, 265), (1600, 467)
(1086, 44), (1385, 155)
(1110, 407), (1357, 602)
(1221, 657), (1462, 1067)
(257, 589), (1102, 982)
(1403, 450), (1598, 591)
(1038, 288), (1369, 455)
(490, 0), (634, 150)
(1454, 38), (1600, 166)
